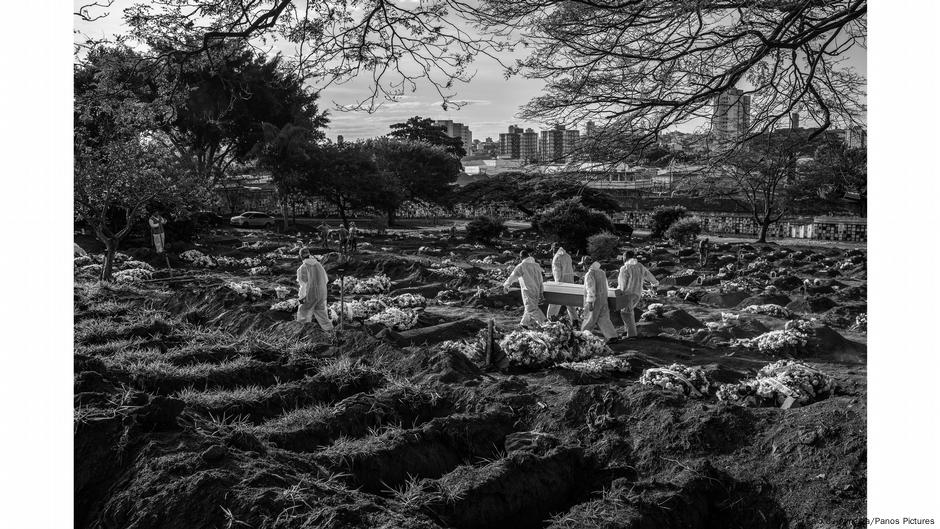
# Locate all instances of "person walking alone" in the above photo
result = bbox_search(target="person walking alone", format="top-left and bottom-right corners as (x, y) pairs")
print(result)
(617, 250), (659, 338)
(148, 211), (167, 254)
(296, 248), (334, 331)
(503, 249), (547, 328)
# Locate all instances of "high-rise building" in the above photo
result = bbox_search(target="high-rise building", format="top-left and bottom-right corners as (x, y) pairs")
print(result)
(498, 125), (522, 159)
(789, 112), (800, 130)
(520, 128), (538, 163)
(539, 124), (580, 163)
(711, 88), (751, 137)
(843, 126), (867, 149)
(585, 121), (596, 138)
(434, 120), (473, 150)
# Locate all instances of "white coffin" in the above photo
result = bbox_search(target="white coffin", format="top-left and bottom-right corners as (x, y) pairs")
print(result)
(543, 281), (629, 311)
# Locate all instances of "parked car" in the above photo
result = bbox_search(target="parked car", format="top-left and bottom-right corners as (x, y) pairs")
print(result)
(230, 211), (276, 228)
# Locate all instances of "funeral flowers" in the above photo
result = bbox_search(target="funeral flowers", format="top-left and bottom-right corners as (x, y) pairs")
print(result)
(365, 307), (420, 331)
(716, 360), (835, 407)
(639, 364), (712, 397)
(226, 281), (263, 300)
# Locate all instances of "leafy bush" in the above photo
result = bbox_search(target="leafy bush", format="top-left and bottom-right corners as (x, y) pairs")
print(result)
(665, 217), (702, 245)
(533, 198), (614, 252)
(465, 215), (505, 244)
(369, 214), (389, 234)
(587, 231), (621, 260)
(650, 205), (688, 238)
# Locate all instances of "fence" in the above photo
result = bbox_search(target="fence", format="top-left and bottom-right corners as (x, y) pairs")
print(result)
(619, 210), (867, 242)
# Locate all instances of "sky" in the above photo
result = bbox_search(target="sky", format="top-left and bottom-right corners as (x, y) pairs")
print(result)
(74, 1), (866, 142)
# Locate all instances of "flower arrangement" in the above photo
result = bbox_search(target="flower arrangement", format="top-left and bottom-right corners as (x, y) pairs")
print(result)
(498, 321), (610, 368)
(79, 263), (102, 276)
(365, 307), (420, 330)
(386, 293), (427, 308)
(328, 298), (389, 322)
(639, 364), (712, 397)
(666, 290), (678, 298)
(640, 303), (667, 321)
(215, 256), (263, 268)
(716, 360), (835, 407)
(119, 260), (155, 272)
(417, 246), (442, 254)
(74, 255), (94, 267)
(274, 286), (290, 299)
(225, 281), (263, 300)
(180, 250), (216, 268)
(439, 340), (486, 364)
(557, 356), (631, 376)
(732, 321), (811, 356)
(270, 298), (300, 312)
(434, 289), (463, 304)
(113, 268), (153, 283)
(248, 266), (270, 276)
(333, 274), (392, 295)
(851, 313), (867, 331)
(763, 285), (780, 295)
(741, 304), (793, 319)
(428, 265), (467, 279)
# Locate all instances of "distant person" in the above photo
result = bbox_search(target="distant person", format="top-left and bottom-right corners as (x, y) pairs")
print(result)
(450, 223), (457, 239)
(617, 250), (660, 338)
(545, 246), (579, 325)
(699, 237), (710, 268)
(348, 222), (359, 252)
(318, 222), (331, 249)
(296, 248), (333, 331)
(503, 249), (546, 328)
(336, 224), (349, 254)
(581, 259), (618, 342)
(148, 211), (167, 254)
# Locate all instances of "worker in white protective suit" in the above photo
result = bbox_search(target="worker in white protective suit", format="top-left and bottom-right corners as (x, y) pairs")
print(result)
(617, 249), (659, 338)
(545, 246), (579, 325)
(502, 249), (546, 327)
(296, 248), (334, 331)
(580, 259), (619, 341)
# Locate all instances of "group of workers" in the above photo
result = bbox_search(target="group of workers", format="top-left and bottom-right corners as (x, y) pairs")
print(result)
(317, 222), (359, 253)
(502, 243), (660, 344)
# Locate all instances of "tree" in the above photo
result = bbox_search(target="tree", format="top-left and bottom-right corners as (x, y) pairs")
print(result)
(77, 43), (328, 190)
(713, 131), (814, 243)
(532, 198), (615, 252)
(368, 138), (462, 225)
(457, 173), (622, 217)
(804, 138), (867, 216)
(255, 123), (319, 230)
(74, 94), (203, 280)
(388, 116), (467, 158)
(471, 0), (867, 157)
(300, 143), (390, 228)
(79, 1), (864, 158)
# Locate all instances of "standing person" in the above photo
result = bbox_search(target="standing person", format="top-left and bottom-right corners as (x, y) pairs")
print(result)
(148, 211), (167, 254)
(296, 248), (334, 331)
(617, 250), (660, 338)
(347, 222), (359, 253)
(450, 222), (457, 239)
(699, 237), (710, 268)
(545, 246), (579, 325)
(336, 224), (349, 254)
(502, 250), (547, 327)
(581, 259), (619, 342)
(318, 222), (331, 249)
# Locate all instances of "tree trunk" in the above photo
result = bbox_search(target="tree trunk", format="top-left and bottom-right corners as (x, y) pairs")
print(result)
(387, 207), (397, 227)
(280, 198), (290, 232)
(101, 239), (117, 281)
(337, 204), (349, 228)
(756, 220), (770, 244)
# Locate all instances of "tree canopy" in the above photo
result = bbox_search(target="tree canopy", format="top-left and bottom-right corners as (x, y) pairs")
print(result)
(388, 116), (467, 158)
(457, 172), (622, 217)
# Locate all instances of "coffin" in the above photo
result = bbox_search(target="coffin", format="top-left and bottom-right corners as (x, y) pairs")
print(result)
(543, 281), (629, 311)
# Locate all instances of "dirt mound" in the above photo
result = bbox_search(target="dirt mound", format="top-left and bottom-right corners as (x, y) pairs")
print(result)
(786, 296), (838, 314)
(735, 294), (792, 308)
(638, 309), (705, 336)
(770, 275), (804, 291)
(699, 291), (750, 308)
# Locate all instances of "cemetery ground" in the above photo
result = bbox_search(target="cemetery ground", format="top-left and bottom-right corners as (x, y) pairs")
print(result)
(74, 223), (867, 529)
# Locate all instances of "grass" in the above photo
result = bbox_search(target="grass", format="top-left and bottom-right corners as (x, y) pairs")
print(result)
(175, 384), (277, 409)
(74, 313), (175, 345)
(115, 355), (257, 378)
(257, 403), (333, 432)
(76, 337), (147, 357)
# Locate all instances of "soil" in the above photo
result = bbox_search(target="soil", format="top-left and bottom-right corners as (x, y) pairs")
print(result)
(74, 226), (867, 529)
